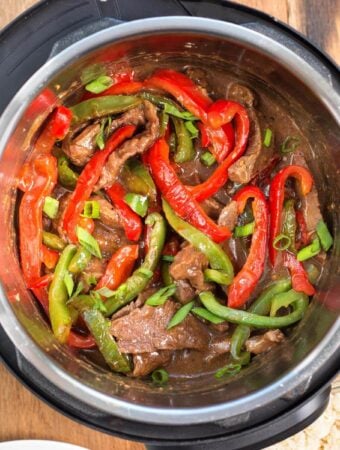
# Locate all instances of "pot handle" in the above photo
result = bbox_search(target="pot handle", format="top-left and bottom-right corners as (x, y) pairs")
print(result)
(49, 18), (123, 59)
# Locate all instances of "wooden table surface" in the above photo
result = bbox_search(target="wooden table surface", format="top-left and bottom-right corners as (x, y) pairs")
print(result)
(0, 1), (339, 449)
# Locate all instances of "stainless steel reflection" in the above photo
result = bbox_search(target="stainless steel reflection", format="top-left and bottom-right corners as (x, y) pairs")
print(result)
(0, 17), (339, 426)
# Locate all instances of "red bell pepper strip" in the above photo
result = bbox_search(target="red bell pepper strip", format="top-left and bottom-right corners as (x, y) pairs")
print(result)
(42, 245), (59, 270)
(77, 216), (95, 235)
(227, 186), (269, 308)
(62, 125), (136, 242)
(68, 331), (96, 349)
(17, 162), (34, 192)
(28, 273), (53, 289)
(148, 138), (231, 242)
(19, 154), (58, 288)
(96, 245), (139, 290)
(269, 165), (314, 265)
(146, 69), (234, 162)
(284, 252), (315, 296)
(105, 183), (143, 241)
(186, 101), (250, 202)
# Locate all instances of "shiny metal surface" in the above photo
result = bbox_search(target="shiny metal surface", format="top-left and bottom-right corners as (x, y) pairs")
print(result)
(0, 17), (339, 426)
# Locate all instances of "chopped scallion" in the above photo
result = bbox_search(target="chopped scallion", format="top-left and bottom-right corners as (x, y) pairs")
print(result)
(185, 120), (199, 139)
(70, 281), (84, 300)
(192, 307), (225, 324)
(89, 290), (107, 313)
(273, 234), (292, 251)
(234, 221), (255, 238)
(297, 238), (321, 261)
(85, 75), (113, 94)
(162, 255), (175, 262)
(87, 274), (98, 286)
(201, 151), (216, 167)
(146, 284), (177, 306)
(281, 136), (300, 154)
(64, 272), (74, 297)
(263, 128), (272, 147)
(96, 119), (107, 150)
(82, 200), (100, 219)
(95, 286), (116, 298)
(43, 196), (59, 219)
(215, 362), (242, 379)
(204, 268), (232, 286)
(316, 220), (333, 251)
(163, 103), (197, 121)
(151, 368), (169, 385)
(76, 226), (102, 259)
(124, 193), (149, 217)
(167, 301), (194, 329)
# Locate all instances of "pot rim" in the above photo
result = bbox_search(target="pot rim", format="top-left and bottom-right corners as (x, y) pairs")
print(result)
(0, 16), (339, 425)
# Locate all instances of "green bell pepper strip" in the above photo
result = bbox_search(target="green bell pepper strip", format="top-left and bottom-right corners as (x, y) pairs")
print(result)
(70, 95), (141, 124)
(68, 246), (92, 274)
(48, 244), (77, 343)
(161, 261), (173, 286)
(159, 111), (169, 137)
(42, 231), (66, 251)
(163, 200), (234, 283)
(282, 199), (297, 253)
(70, 295), (130, 373)
(122, 159), (157, 201)
(270, 289), (303, 317)
(57, 155), (78, 190)
(172, 117), (195, 163)
(140, 92), (196, 120)
(104, 213), (166, 315)
(200, 288), (308, 329)
(230, 278), (291, 360)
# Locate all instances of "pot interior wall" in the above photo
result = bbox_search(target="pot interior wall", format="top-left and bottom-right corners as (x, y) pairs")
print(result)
(0, 30), (339, 411)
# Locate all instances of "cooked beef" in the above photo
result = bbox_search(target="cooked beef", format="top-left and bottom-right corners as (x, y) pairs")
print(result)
(95, 101), (159, 190)
(111, 287), (158, 320)
(290, 150), (322, 232)
(201, 197), (223, 219)
(175, 279), (196, 304)
(205, 336), (231, 361)
(184, 66), (210, 95)
(62, 122), (101, 167)
(227, 84), (274, 184)
(218, 200), (238, 231)
(83, 257), (106, 281)
(169, 245), (211, 303)
(111, 300), (209, 353)
(91, 195), (122, 229)
(108, 104), (146, 133)
(51, 192), (71, 240)
(92, 222), (129, 258)
(132, 351), (172, 377)
(245, 329), (285, 354)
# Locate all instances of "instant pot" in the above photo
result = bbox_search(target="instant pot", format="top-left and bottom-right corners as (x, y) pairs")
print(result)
(0, 1), (339, 449)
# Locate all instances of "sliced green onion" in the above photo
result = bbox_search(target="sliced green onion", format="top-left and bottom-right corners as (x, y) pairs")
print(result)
(270, 289), (302, 317)
(163, 103), (197, 121)
(146, 284), (177, 306)
(95, 286), (116, 298)
(162, 255), (175, 262)
(234, 221), (255, 238)
(263, 128), (272, 147)
(192, 307), (225, 324)
(151, 368), (169, 385)
(64, 272), (74, 297)
(124, 193), (149, 217)
(281, 136), (300, 154)
(87, 274), (98, 286)
(273, 234), (292, 251)
(76, 226), (102, 259)
(297, 238), (321, 261)
(89, 290), (107, 313)
(201, 151), (216, 167)
(185, 120), (199, 139)
(204, 269), (232, 286)
(137, 267), (153, 278)
(316, 220), (333, 251)
(85, 75), (113, 94)
(96, 119), (106, 150)
(81, 200), (100, 219)
(70, 281), (84, 300)
(215, 362), (242, 379)
(43, 196), (59, 219)
(167, 301), (194, 329)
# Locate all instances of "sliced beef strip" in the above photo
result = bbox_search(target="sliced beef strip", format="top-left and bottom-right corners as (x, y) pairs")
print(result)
(201, 198), (223, 220)
(169, 245), (212, 303)
(289, 150), (323, 233)
(218, 200), (238, 231)
(90, 195), (122, 229)
(183, 66), (210, 96)
(245, 329), (285, 355)
(175, 279), (196, 305)
(95, 100), (159, 190)
(228, 82), (256, 108)
(111, 287), (158, 321)
(111, 300), (209, 354)
(108, 104), (146, 133)
(205, 336), (231, 361)
(62, 122), (101, 167)
(51, 192), (71, 240)
(92, 222), (129, 258)
(132, 351), (172, 377)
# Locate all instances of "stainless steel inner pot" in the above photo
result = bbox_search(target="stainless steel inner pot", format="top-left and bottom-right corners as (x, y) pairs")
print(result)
(0, 17), (339, 427)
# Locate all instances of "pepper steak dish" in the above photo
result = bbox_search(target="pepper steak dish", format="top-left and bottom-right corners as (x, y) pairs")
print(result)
(17, 67), (333, 382)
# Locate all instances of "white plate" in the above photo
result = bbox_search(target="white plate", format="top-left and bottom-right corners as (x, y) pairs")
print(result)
(0, 441), (89, 450)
